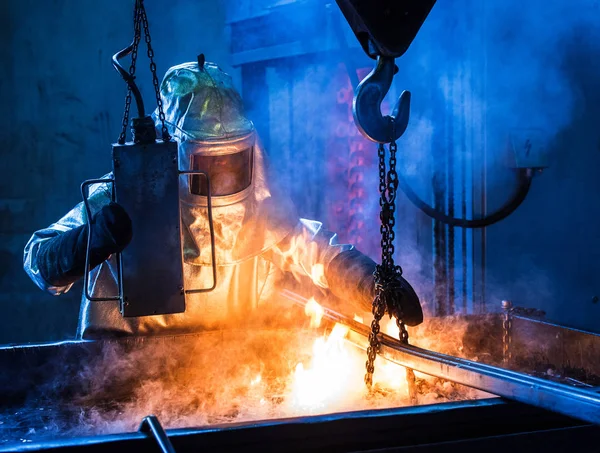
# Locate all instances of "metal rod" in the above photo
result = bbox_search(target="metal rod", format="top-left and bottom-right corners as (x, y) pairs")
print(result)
(179, 170), (217, 293)
(280, 290), (600, 425)
(139, 415), (176, 453)
(80, 178), (122, 303)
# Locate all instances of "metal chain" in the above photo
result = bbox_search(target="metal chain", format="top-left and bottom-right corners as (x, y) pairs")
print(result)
(364, 270), (386, 387)
(388, 136), (416, 401)
(387, 137), (409, 344)
(118, 0), (170, 143)
(365, 120), (410, 388)
(139, 1), (170, 142)
(503, 308), (513, 365)
(118, 2), (142, 144)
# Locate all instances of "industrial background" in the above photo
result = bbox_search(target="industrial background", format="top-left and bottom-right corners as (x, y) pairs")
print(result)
(1, 0), (599, 345)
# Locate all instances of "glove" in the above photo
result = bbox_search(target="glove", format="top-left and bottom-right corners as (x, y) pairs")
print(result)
(383, 274), (423, 327)
(325, 249), (423, 327)
(36, 202), (132, 287)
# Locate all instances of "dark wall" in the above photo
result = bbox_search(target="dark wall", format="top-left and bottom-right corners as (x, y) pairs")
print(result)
(0, 0), (233, 344)
(486, 0), (600, 332)
(484, 25), (600, 332)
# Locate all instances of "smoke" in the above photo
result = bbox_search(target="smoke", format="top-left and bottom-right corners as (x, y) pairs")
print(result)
(245, 0), (600, 316)
(5, 0), (599, 443)
(0, 310), (490, 446)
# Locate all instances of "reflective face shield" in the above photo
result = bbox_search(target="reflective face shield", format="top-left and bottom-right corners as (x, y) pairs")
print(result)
(179, 132), (256, 206)
(190, 146), (253, 197)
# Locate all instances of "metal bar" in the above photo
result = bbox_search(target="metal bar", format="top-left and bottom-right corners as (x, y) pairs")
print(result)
(280, 290), (600, 425)
(80, 178), (123, 303)
(139, 415), (176, 453)
(179, 170), (217, 293)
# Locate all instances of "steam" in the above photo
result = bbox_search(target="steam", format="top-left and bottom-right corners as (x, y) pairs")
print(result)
(6, 0), (599, 445)
(0, 313), (488, 446)
(247, 0), (600, 316)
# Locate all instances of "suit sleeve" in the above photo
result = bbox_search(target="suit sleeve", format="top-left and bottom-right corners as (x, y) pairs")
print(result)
(268, 218), (376, 313)
(23, 176), (112, 295)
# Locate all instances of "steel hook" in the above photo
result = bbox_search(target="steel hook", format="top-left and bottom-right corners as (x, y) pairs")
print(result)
(352, 56), (411, 144)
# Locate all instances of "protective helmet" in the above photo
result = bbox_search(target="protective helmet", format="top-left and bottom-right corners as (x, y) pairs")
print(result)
(154, 60), (296, 265)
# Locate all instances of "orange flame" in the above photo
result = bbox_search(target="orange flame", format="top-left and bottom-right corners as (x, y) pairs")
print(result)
(305, 297), (324, 328)
(291, 323), (353, 409)
(290, 299), (410, 411)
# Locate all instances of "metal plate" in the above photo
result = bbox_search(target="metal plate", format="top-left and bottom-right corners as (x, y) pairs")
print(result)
(335, 0), (437, 58)
(112, 140), (184, 317)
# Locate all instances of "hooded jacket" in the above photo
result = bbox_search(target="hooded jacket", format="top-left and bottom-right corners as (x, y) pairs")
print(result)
(23, 61), (376, 339)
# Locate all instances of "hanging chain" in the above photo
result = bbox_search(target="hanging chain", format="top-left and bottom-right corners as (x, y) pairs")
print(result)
(502, 301), (513, 365)
(118, 0), (170, 143)
(365, 120), (410, 388)
(118, 2), (142, 144)
(388, 138), (410, 345)
(139, 2), (170, 141)
(365, 261), (386, 387)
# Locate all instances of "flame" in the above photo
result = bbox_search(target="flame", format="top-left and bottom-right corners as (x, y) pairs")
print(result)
(384, 317), (400, 338)
(309, 263), (327, 287)
(290, 299), (409, 411)
(270, 231), (325, 286)
(305, 297), (324, 328)
(291, 322), (354, 410)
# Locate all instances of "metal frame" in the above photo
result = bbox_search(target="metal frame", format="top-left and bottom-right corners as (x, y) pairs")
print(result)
(1, 311), (599, 450)
(80, 178), (123, 304)
(179, 170), (217, 294)
(79, 170), (218, 308)
(0, 399), (596, 453)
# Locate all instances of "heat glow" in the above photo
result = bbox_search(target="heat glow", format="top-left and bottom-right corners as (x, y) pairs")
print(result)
(288, 298), (409, 411)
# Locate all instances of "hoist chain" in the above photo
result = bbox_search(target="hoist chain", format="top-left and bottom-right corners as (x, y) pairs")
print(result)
(118, 3), (142, 145)
(364, 120), (411, 388)
(139, 2), (170, 142)
(502, 307), (513, 365)
(118, 0), (170, 144)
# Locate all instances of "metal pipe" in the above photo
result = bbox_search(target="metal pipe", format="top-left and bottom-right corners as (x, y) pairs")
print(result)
(349, 330), (600, 425)
(280, 290), (600, 425)
(139, 415), (176, 453)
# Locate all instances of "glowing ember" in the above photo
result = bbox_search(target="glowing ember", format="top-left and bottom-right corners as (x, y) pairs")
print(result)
(290, 299), (410, 411)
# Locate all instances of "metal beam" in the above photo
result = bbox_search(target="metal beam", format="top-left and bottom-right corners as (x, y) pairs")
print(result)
(281, 290), (600, 425)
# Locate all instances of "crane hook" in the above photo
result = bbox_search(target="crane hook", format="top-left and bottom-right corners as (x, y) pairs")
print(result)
(352, 56), (411, 144)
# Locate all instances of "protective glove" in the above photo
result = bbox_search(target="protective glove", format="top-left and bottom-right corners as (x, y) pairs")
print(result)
(380, 273), (423, 327)
(325, 249), (423, 327)
(36, 202), (132, 287)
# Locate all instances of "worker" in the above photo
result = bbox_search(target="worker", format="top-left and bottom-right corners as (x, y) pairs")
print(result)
(22, 60), (423, 339)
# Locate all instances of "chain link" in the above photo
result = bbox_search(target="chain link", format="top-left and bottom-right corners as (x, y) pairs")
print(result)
(503, 309), (513, 365)
(364, 120), (411, 388)
(118, 2), (142, 145)
(139, 2), (170, 141)
(118, 0), (170, 143)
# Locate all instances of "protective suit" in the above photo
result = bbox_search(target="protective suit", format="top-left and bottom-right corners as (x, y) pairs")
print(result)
(23, 61), (422, 339)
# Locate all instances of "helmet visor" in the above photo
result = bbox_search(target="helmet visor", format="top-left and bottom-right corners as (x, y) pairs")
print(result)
(189, 147), (253, 197)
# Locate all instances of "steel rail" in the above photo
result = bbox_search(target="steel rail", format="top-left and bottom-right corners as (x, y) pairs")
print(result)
(281, 290), (600, 425)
